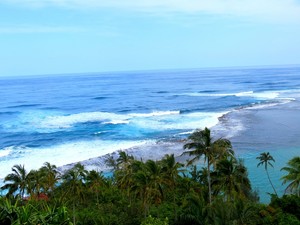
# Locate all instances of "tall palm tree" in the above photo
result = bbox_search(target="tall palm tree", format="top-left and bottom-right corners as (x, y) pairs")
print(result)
(256, 152), (278, 196)
(1, 164), (29, 198)
(161, 154), (184, 219)
(86, 170), (106, 206)
(281, 156), (300, 196)
(183, 127), (233, 204)
(146, 160), (165, 204)
(115, 151), (137, 191)
(62, 163), (87, 225)
(132, 160), (164, 217)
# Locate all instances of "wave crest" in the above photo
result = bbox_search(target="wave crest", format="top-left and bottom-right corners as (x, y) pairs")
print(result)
(180, 90), (280, 99)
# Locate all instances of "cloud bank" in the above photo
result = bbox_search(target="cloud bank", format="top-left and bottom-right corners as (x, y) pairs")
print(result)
(3, 0), (300, 22)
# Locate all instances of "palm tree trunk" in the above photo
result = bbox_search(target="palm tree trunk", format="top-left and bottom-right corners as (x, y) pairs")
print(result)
(266, 169), (278, 196)
(73, 200), (76, 225)
(173, 188), (177, 220)
(207, 160), (212, 204)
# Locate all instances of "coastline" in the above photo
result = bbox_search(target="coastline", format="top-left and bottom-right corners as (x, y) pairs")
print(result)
(58, 97), (300, 203)
(220, 98), (300, 202)
(58, 98), (300, 168)
(58, 140), (187, 173)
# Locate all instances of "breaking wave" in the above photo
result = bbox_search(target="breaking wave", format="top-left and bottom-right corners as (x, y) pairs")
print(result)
(181, 90), (280, 99)
(0, 139), (153, 179)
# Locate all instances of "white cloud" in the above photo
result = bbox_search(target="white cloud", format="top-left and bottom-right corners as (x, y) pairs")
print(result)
(3, 0), (300, 22)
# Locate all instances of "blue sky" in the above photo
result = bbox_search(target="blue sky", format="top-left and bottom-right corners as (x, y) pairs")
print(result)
(1, 0), (300, 77)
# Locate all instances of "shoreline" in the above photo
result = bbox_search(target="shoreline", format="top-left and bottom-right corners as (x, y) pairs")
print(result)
(58, 140), (188, 174)
(58, 97), (300, 174)
(1, 96), (299, 204)
(56, 97), (300, 203)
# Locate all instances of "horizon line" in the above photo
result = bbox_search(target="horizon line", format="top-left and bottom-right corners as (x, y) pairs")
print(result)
(1, 63), (300, 79)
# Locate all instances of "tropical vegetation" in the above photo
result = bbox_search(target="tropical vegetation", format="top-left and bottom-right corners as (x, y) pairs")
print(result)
(0, 128), (299, 225)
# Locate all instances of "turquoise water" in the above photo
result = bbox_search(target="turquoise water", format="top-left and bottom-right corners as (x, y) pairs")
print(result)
(227, 100), (300, 202)
(0, 66), (300, 202)
(242, 147), (300, 202)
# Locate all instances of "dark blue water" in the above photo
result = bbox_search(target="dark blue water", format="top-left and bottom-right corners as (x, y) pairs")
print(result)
(1, 66), (300, 202)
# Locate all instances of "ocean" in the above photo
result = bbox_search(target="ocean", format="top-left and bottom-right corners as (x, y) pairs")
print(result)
(0, 66), (300, 202)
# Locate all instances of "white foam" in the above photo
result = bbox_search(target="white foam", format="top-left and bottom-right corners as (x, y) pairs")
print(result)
(131, 111), (227, 131)
(129, 110), (180, 117)
(181, 91), (280, 100)
(102, 120), (129, 125)
(213, 117), (245, 139)
(1, 109), (219, 133)
(277, 89), (300, 99)
(249, 91), (279, 99)
(0, 139), (153, 179)
(244, 98), (295, 110)
(37, 111), (180, 130)
(40, 112), (128, 129)
(0, 148), (12, 157)
(177, 131), (194, 135)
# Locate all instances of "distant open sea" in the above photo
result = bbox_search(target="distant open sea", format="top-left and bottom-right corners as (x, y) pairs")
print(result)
(1, 66), (300, 202)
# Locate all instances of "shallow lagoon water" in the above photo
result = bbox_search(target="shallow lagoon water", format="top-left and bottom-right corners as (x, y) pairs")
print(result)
(225, 100), (300, 202)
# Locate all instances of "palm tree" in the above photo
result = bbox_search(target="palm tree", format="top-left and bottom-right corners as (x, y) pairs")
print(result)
(183, 127), (233, 204)
(116, 150), (134, 170)
(178, 192), (206, 225)
(132, 166), (151, 217)
(281, 156), (300, 196)
(231, 199), (259, 225)
(27, 169), (44, 197)
(145, 160), (164, 204)
(161, 154), (184, 187)
(40, 162), (60, 194)
(212, 158), (251, 201)
(132, 160), (164, 217)
(1, 164), (29, 198)
(62, 163), (87, 225)
(256, 152), (278, 196)
(115, 151), (137, 191)
(161, 154), (184, 219)
(86, 170), (106, 206)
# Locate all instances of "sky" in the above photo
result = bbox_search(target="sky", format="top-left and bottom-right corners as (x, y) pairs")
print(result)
(1, 0), (300, 77)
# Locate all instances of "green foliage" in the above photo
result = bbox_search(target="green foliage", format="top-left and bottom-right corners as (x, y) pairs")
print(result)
(141, 215), (169, 225)
(277, 213), (300, 225)
(270, 195), (300, 220)
(0, 198), (72, 225)
(212, 158), (252, 201)
(281, 156), (300, 196)
(1, 164), (29, 198)
(1, 130), (300, 225)
(183, 127), (233, 204)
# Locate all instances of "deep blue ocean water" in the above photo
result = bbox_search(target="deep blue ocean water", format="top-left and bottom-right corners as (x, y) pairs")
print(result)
(1, 66), (300, 201)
